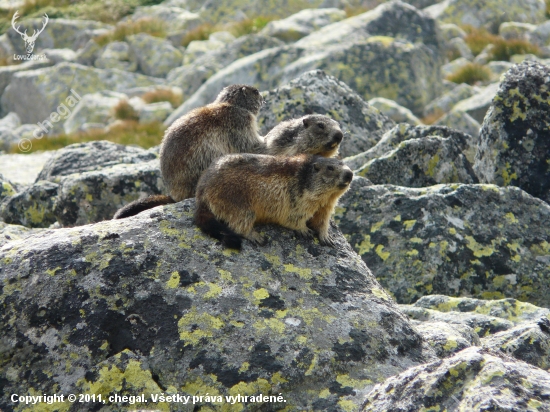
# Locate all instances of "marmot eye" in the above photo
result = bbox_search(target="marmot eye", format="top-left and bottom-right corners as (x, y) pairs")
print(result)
(328, 165), (334, 171)
(317, 123), (325, 129)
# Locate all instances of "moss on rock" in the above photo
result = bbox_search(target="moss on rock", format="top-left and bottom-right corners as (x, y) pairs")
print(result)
(0, 199), (432, 411)
(338, 179), (550, 306)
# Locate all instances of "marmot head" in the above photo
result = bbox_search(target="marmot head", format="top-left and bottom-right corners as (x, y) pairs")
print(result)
(215, 84), (264, 115)
(306, 156), (353, 194)
(302, 115), (344, 156)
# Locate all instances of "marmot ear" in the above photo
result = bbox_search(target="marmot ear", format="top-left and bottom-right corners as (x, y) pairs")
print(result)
(303, 118), (310, 128)
(313, 162), (321, 171)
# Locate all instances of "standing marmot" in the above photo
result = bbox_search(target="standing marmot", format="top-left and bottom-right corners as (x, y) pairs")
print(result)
(265, 114), (344, 158)
(113, 84), (265, 219)
(195, 153), (353, 249)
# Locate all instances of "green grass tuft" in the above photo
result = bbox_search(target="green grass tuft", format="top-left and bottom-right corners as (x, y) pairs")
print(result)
(228, 16), (274, 38)
(446, 63), (491, 85)
(180, 23), (217, 47)
(490, 38), (541, 61)
(9, 120), (164, 154)
(462, 25), (542, 62)
(113, 100), (139, 121)
(142, 88), (183, 108)
(94, 17), (166, 46)
(180, 15), (275, 47)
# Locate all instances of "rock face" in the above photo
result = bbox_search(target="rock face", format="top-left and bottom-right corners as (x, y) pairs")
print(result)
(258, 70), (395, 158)
(260, 8), (346, 42)
(474, 61), (550, 204)
(336, 178), (550, 306)
(355, 132), (478, 187)
(0, 200), (431, 412)
(167, 34), (284, 101)
(424, 0), (547, 32)
(1, 63), (163, 133)
(345, 123), (477, 173)
(127, 33), (184, 78)
(1, 142), (163, 228)
(167, 1), (445, 121)
(36, 140), (156, 181)
(362, 347), (550, 411)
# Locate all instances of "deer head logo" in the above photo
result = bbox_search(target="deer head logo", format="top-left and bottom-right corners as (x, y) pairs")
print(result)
(11, 11), (49, 54)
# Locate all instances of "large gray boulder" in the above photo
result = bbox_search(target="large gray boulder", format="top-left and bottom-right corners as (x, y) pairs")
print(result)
(259, 8), (346, 42)
(94, 41), (138, 72)
(355, 133), (478, 187)
(167, 34), (284, 101)
(127, 33), (184, 78)
(295, 0), (444, 57)
(337, 179), (550, 307)
(434, 110), (481, 139)
(0, 199), (433, 411)
(36, 141), (157, 181)
(481, 318), (550, 370)
(452, 82), (500, 124)
(165, 45), (305, 124)
(62, 91), (126, 134)
(1, 141), (162, 228)
(1, 63), (164, 134)
(362, 347), (550, 411)
(258, 70), (395, 158)
(7, 18), (111, 55)
(424, 0), (547, 32)
(0, 59), (53, 98)
(167, 0), (445, 121)
(0, 221), (44, 248)
(474, 61), (550, 204)
(344, 125), (476, 171)
(0, 112), (21, 152)
(1, 180), (59, 228)
(128, 4), (201, 34)
(403, 294), (550, 336)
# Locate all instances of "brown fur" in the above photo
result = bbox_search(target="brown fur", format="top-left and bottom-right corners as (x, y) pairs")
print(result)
(195, 154), (353, 249)
(160, 84), (266, 202)
(265, 114), (343, 158)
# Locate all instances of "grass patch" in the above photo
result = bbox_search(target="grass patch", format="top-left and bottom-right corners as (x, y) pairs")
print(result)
(113, 100), (139, 121)
(463, 25), (500, 56)
(446, 63), (491, 85)
(180, 15), (275, 47)
(344, 5), (371, 18)
(142, 88), (183, 108)
(546, 0), (550, 18)
(0, 0), (163, 33)
(228, 16), (273, 38)
(180, 23), (216, 47)
(420, 109), (445, 125)
(94, 17), (166, 46)
(462, 25), (542, 61)
(9, 120), (164, 153)
(491, 38), (541, 61)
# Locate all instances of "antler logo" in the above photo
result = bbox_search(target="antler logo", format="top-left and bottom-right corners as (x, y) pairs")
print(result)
(11, 11), (49, 54)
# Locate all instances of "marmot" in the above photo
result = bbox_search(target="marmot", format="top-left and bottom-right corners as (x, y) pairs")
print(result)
(113, 84), (265, 219)
(265, 114), (344, 158)
(195, 153), (353, 250)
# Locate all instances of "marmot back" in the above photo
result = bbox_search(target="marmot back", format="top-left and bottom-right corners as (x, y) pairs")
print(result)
(265, 114), (344, 158)
(195, 153), (353, 249)
(160, 84), (266, 202)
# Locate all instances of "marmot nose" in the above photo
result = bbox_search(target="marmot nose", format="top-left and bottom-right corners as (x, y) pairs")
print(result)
(332, 131), (343, 144)
(343, 170), (353, 183)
